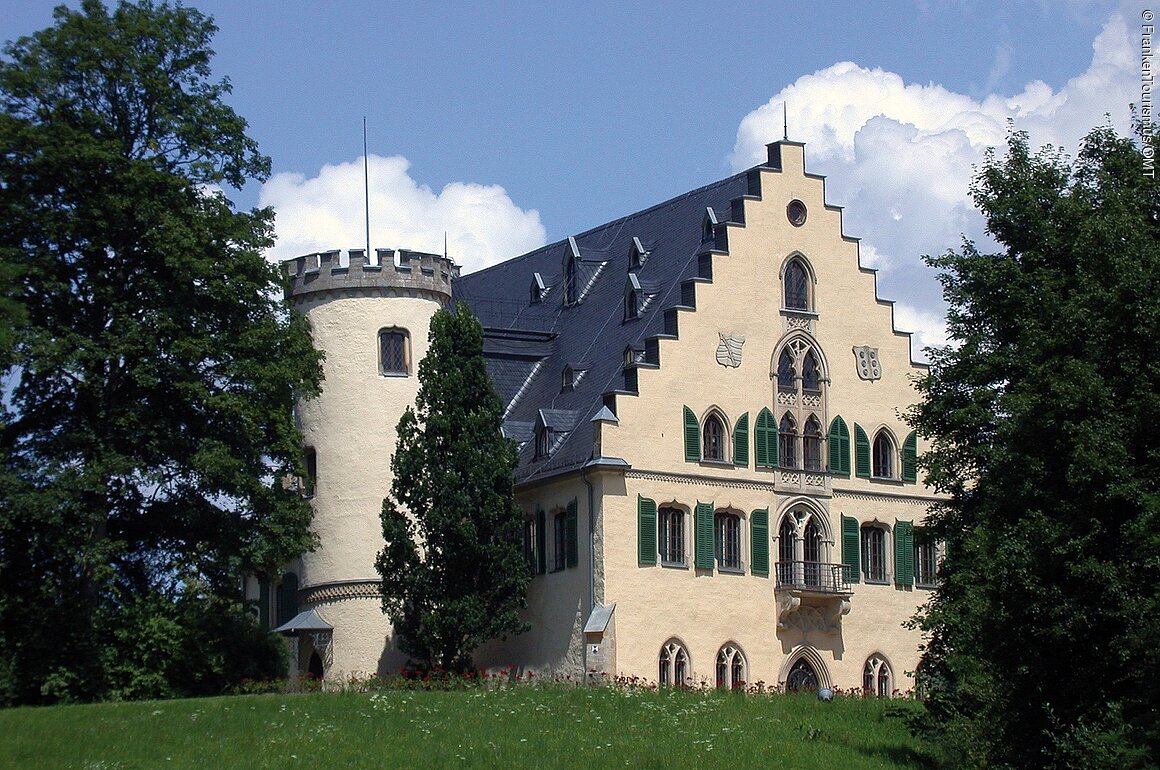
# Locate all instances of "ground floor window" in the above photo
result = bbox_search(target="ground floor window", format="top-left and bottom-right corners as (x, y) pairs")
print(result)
(786, 658), (819, 691)
(863, 655), (892, 697)
(659, 640), (689, 686)
(716, 644), (746, 689)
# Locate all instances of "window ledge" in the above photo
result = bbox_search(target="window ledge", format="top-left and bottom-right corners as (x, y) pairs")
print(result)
(915, 581), (937, 590)
(864, 577), (889, 585)
(870, 475), (904, 485)
(699, 459), (734, 467)
(660, 560), (688, 569)
(381, 372), (410, 379)
(780, 308), (819, 318)
(717, 564), (745, 575)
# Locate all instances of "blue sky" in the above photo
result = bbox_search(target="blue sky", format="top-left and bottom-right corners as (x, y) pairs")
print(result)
(1, 1), (1149, 354)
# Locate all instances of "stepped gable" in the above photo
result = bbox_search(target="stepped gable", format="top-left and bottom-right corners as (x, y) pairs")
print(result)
(455, 167), (763, 484)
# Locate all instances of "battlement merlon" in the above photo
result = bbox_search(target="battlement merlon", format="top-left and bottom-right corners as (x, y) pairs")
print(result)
(284, 248), (459, 302)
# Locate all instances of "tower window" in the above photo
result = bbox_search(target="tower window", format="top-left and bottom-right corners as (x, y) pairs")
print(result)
(379, 328), (410, 376)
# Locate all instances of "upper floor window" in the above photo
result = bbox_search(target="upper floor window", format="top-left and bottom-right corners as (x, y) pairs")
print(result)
(779, 413), (797, 469)
(873, 431), (895, 478)
(914, 530), (938, 587)
(777, 349), (795, 391)
(379, 328), (410, 376)
(783, 258), (810, 310)
(659, 506), (685, 565)
(801, 350), (821, 391)
(702, 413), (726, 462)
(301, 447), (317, 498)
(861, 524), (888, 583)
(715, 511), (742, 572)
(803, 415), (823, 471)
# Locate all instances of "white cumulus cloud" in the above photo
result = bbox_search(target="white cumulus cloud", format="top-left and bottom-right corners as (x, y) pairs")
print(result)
(730, 13), (1137, 360)
(260, 154), (547, 273)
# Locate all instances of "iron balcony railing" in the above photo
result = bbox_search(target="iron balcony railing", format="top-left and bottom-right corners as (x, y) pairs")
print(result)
(775, 560), (852, 594)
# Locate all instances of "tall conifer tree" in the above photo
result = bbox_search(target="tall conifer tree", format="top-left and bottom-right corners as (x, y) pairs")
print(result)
(377, 302), (529, 672)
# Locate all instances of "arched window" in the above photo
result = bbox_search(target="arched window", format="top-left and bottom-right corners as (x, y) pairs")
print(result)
(379, 328), (410, 376)
(659, 640), (689, 686)
(702, 413), (725, 461)
(784, 258), (810, 310)
(716, 644), (747, 689)
(777, 518), (796, 585)
(624, 287), (639, 320)
(715, 511), (742, 571)
(777, 349), (795, 391)
(864, 655), (893, 698)
(861, 524), (888, 583)
(803, 520), (822, 586)
(658, 506), (685, 565)
(786, 658), (819, 691)
(561, 365), (574, 392)
(802, 415), (823, 471)
(779, 413), (797, 469)
(802, 350), (821, 392)
(873, 431), (895, 478)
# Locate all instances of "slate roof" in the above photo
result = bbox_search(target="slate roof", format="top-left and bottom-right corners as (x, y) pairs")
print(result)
(455, 161), (771, 485)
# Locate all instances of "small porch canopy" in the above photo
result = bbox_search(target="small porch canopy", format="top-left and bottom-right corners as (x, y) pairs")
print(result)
(272, 609), (332, 635)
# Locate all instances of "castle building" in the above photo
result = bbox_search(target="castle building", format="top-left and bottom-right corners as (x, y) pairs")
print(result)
(269, 140), (941, 692)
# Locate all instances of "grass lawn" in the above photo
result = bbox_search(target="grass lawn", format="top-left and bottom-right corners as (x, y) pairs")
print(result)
(0, 685), (929, 769)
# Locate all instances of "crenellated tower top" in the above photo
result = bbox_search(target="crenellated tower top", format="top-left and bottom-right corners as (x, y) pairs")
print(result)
(284, 248), (458, 304)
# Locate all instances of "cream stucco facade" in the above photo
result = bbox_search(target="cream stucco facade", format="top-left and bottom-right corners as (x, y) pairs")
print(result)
(273, 140), (941, 694)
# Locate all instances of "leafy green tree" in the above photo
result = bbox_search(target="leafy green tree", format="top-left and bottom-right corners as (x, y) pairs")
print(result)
(0, 0), (322, 704)
(909, 122), (1160, 769)
(376, 301), (529, 672)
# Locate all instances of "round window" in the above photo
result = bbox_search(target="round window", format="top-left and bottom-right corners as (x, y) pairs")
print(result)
(787, 199), (807, 227)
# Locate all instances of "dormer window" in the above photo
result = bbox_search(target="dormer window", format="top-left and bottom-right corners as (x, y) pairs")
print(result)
(702, 207), (718, 244)
(624, 273), (643, 321)
(629, 237), (649, 268)
(530, 272), (548, 305)
(563, 236), (582, 305)
(561, 365), (574, 392)
(535, 425), (551, 458)
(624, 346), (641, 368)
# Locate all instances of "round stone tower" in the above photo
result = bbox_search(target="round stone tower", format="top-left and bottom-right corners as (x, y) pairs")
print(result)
(284, 247), (457, 678)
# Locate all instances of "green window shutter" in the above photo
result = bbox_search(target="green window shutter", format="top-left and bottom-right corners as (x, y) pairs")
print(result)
(754, 409), (770, 467)
(755, 408), (779, 468)
(902, 431), (918, 483)
(733, 412), (749, 466)
(842, 515), (860, 584)
(536, 509), (546, 575)
(258, 582), (271, 629)
(828, 416), (850, 476)
(566, 499), (579, 568)
(638, 496), (658, 565)
(277, 572), (299, 626)
(894, 520), (914, 586)
(684, 406), (700, 461)
(695, 502), (714, 570)
(854, 424), (871, 478)
(751, 508), (770, 576)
